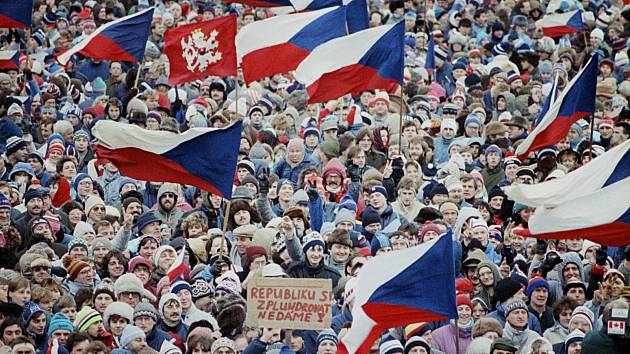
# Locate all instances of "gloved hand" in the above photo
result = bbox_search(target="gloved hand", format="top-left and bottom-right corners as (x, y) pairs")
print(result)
(540, 253), (561, 277)
(257, 167), (270, 194)
(347, 163), (361, 183)
(306, 180), (319, 201)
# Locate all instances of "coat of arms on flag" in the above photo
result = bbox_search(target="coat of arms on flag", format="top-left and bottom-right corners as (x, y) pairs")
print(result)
(165, 15), (237, 86)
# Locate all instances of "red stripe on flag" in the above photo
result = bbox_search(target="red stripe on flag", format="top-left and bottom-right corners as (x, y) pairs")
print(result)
(241, 42), (309, 84)
(514, 221), (630, 246)
(542, 26), (580, 38)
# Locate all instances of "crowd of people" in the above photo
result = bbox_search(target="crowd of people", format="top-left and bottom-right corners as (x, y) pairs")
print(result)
(2, 0), (630, 354)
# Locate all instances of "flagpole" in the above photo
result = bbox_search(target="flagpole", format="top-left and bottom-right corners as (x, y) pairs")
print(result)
(589, 115), (594, 159)
(219, 200), (232, 261)
(454, 320), (460, 354)
(134, 60), (144, 89)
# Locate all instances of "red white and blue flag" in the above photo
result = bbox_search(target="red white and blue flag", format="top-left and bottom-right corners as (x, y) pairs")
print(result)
(56, 7), (154, 66)
(290, 0), (369, 33)
(0, 50), (19, 70)
(294, 21), (404, 103)
(0, 1), (33, 29)
(542, 10), (584, 37)
(237, 7), (347, 84)
(516, 54), (598, 158)
(167, 249), (187, 281)
(93, 120), (242, 199)
(535, 73), (559, 126)
(338, 235), (457, 354)
(507, 139), (630, 246)
(226, 0), (292, 7)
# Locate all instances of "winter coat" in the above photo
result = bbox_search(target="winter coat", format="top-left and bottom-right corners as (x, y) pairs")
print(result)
(332, 306), (352, 334)
(487, 302), (542, 335)
(286, 259), (342, 289)
(154, 183), (184, 231)
(145, 326), (172, 352)
(543, 323), (569, 345)
(582, 327), (624, 354)
(475, 261), (501, 311)
(97, 171), (123, 205)
(480, 165), (505, 191)
(157, 320), (188, 351)
(434, 137), (454, 166)
(502, 322), (541, 354)
(391, 198), (423, 223)
(548, 252), (584, 303)
(431, 322), (472, 354)
(273, 158), (316, 187)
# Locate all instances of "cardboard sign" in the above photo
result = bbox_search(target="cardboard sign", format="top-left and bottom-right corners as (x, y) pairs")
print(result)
(246, 277), (333, 330)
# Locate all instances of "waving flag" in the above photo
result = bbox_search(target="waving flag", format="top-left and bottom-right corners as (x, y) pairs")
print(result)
(165, 15), (237, 85)
(237, 7), (347, 84)
(338, 235), (457, 354)
(167, 249), (187, 281)
(535, 73), (559, 126)
(507, 139), (630, 245)
(290, 0), (369, 33)
(424, 32), (435, 73)
(294, 21), (404, 103)
(56, 7), (154, 66)
(226, 0), (292, 7)
(93, 120), (242, 199)
(542, 10), (584, 37)
(0, 50), (19, 70)
(0, 1), (33, 29)
(516, 55), (597, 158)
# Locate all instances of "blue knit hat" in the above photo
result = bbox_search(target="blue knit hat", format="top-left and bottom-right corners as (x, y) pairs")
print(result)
(371, 233), (392, 256)
(484, 144), (503, 160)
(22, 302), (46, 327)
(72, 173), (92, 192)
(526, 276), (550, 298)
(137, 212), (161, 233)
(120, 325), (145, 348)
(170, 279), (192, 295)
(47, 313), (74, 337)
(317, 328), (338, 347)
(276, 178), (292, 195)
(23, 188), (44, 205)
(302, 231), (325, 253)
(303, 126), (321, 142)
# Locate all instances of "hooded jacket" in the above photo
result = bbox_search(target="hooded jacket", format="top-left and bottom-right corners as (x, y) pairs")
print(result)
(431, 322), (473, 354)
(548, 252), (584, 303)
(475, 261), (502, 311)
(154, 183), (184, 231)
(322, 158), (348, 203)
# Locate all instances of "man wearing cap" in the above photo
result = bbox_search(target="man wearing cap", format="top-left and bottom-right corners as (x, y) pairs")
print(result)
(14, 189), (45, 246)
(26, 153), (49, 188)
(230, 224), (256, 268)
(481, 145), (505, 191)
(489, 338), (517, 354)
(157, 294), (188, 352)
(133, 302), (170, 352)
(363, 185), (405, 230)
(114, 325), (148, 354)
(527, 277), (554, 332)
(4, 136), (29, 171)
(316, 329), (337, 354)
(46, 313), (73, 346)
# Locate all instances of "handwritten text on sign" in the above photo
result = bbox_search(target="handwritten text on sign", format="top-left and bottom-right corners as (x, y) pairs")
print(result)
(246, 277), (333, 330)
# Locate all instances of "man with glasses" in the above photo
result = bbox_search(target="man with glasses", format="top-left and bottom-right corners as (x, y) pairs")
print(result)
(29, 258), (52, 285)
(85, 196), (107, 225)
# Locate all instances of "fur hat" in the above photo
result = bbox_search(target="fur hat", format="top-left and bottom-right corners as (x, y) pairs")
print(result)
(327, 230), (351, 249)
(103, 302), (134, 331)
(212, 293), (246, 337)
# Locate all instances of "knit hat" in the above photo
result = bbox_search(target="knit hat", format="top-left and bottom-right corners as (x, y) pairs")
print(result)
(563, 278), (587, 294)
(302, 231), (325, 253)
(379, 336), (404, 354)
(457, 294), (473, 310)
(47, 313), (74, 337)
(0, 194), (11, 210)
(158, 293), (181, 319)
(504, 300), (527, 316)
(211, 337), (237, 354)
(404, 336), (431, 354)
(114, 274), (157, 302)
(72, 222), (95, 240)
(22, 302), (45, 327)
(84, 196), (105, 216)
(191, 279), (213, 301)
(215, 271), (242, 294)
(120, 325), (146, 348)
(420, 222), (441, 238)
(317, 329), (338, 347)
(5, 136), (27, 156)
(361, 208), (380, 227)
(72, 173), (92, 192)
(63, 256), (90, 280)
(129, 256), (153, 272)
(565, 329), (585, 347)
(152, 245), (177, 267)
(170, 279), (193, 295)
(91, 237), (112, 254)
(103, 302), (134, 331)
(335, 209), (356, 226)
(133, 302), (159, 322)
(74, 306), (102, 333)
(570, 306), (594, 330)
(526, 277), (549, 298)
(491, 338), (517, 352)
(495, 278), (523, 303)
(368, 185), (388, 198)
(137, 212), (161, 233)
(455, 278), (474, 295)
(160, 339), (182, 354)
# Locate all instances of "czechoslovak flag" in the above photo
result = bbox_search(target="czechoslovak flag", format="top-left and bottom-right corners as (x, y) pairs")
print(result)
(0, 1), (33, 29)
(294, 21), (404, 103)
(165, 15), (237, 86)
(93, 120), (242, 199)
(56, 7), (154, 66)
(237, 6), (347, 84)
(507, 139), (630, 246)
(541, 10), (584, 37)
(0, 50), (19, 70)
(167, 249), (187, 281)
(338, 235), (457, 354)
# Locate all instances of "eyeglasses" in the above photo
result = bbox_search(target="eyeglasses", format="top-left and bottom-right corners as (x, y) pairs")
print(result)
(92, 206), (106, 212)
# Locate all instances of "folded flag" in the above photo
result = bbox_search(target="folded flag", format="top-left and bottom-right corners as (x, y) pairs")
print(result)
(0, 1), (33, 29)
(516, 54), (597, 158)
(294, 21), (404, 103)
(237, 7), (347, 84)
(425, 32), (435, 72)
(56, 7), (154, 66)
(338, 235), (457, 354)
(93, 120), (242, 199)
(535, 73), (559, 126)
(290, 0), (369, 33)
(0, 50), (19, 70)
(167, 249), (187, 281)
(165, 15), (237, 86)
(507, 139), (630, 246)
(225, 0), (292, 7)
(542, 10), (584, 37)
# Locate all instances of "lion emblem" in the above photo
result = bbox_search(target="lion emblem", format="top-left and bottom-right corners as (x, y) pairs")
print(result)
(181, 28), (222, 73)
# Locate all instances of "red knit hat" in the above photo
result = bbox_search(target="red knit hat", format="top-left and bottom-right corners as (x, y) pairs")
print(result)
(457, 294), (473, 310)
(420, 222), (441, 238)
(63, 256), (90, 280)
(456, 278), (474, 295)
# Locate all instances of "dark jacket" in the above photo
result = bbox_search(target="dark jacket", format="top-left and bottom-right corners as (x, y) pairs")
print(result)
(145, 326), (172, 352)
(582, 328), (625, 354)
(286, 259), (341, 289)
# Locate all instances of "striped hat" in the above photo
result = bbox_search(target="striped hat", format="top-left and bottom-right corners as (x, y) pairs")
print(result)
(74, 306), (102, 333)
